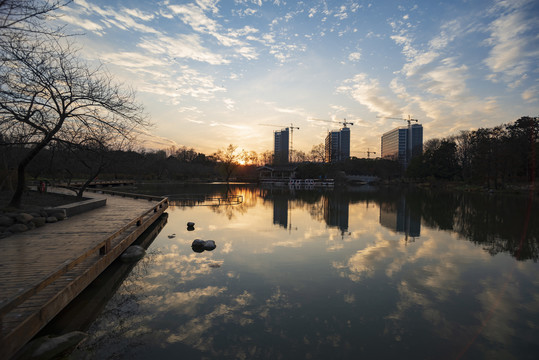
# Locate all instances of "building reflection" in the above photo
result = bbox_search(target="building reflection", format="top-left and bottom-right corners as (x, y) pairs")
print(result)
(273, 196), (288, 228)
(323, 195), (349, 235)
(379, 195), (420, 241)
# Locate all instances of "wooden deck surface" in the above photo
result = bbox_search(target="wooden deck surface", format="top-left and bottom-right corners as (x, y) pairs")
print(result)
(0, 189), (168, 359)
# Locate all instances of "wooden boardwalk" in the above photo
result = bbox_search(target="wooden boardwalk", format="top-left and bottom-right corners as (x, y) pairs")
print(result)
(0, 189), (168, 359)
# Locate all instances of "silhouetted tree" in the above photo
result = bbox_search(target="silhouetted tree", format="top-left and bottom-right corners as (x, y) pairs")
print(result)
(0, 0), (70, 36)
(310, 143), (325, 163)
(213, 144), (241, 183)
(505, 116), (538, 182)
(0, 37), (147, 207)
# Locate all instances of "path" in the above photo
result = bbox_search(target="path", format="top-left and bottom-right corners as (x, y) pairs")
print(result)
(0, 189), (168, 359)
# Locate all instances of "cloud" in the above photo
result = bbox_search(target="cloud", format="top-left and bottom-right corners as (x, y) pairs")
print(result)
(59, 14), (105, 35)
(348, 52), (361, 61)
(484, 9), (535, 80)
(223, 98), (236, 110)
(521, 86), (538, 102)
(419, 57), (470, 99)
(196, 0), (220, 14)
(337, 73), (402, 116)
(65, 0), (160, 35)
(334, 5), (348, 20)
(168, 3), (259, 60)
(100, 51), (169, 68)
(138, 34), (229, 65)
(273, 106), (308, 117)
(133, 128), (180, 150)
(169, 3), (219, 33)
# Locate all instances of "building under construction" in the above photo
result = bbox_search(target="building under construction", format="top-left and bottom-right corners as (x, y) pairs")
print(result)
(274, 128), (289, 164)
(325, 127), (350, 163)
(381, 123), (423, 168)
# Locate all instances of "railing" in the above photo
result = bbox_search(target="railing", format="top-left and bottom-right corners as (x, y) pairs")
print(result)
(0, 196), (168, 319)
(83, 188), (166, 202)
(167, 194), (243, 207)
(55, 180), (136, 187)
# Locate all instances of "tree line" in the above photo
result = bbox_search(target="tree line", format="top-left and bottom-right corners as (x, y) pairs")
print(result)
(406, 116), (538, 188)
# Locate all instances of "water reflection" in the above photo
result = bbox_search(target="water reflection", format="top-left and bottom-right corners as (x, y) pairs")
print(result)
(272, 195), (288, 228)
(379, 194), (421, 242)
(72, 184), (539, 359)
(323, 192), (349, 235)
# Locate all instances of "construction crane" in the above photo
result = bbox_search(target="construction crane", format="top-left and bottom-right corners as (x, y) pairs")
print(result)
(377, 115), (418, 126)
(309, 118), (354, 128)
(363, 148), (377, 159)
(259, 123), (300, 160)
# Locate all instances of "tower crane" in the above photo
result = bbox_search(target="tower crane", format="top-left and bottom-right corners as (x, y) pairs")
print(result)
(363, 148), (377, 159)
(377, 115), (418, 126)
(259, 123), (300, 161)
(309, 118), (354, 128)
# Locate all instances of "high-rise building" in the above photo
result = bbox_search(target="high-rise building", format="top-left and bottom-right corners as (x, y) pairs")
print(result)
(274, 128), (289, 164)
(325, 127), (351, 163)
(381, 124), (423, 168)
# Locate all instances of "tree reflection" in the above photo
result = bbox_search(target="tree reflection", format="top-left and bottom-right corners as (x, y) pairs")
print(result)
(409, 189), (538, 261)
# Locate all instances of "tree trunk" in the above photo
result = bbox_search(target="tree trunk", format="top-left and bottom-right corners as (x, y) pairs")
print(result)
(8, 142), (46, 208)
(8, 116), (66, 208)
(77, 166), (103, 198)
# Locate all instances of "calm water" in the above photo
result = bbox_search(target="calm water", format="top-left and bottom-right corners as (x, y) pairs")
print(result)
(72, 184), (539, 360)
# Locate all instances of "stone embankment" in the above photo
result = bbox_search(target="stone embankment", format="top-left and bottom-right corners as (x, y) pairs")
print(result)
(0, 208), (67, 239)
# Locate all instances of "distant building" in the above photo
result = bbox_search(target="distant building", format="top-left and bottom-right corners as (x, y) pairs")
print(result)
(381, 124), (423, 168)
(257, 165), (298, 180)
(274, 128), (289, 164)
(325, 127), (351, 163)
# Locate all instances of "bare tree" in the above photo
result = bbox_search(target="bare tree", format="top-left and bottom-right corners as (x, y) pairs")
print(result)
(0, 37), (148, 207)
(213, 144), (241, 183)
(241, 150), (258, 165)
(0, 0), (70, 32)
(310, 143), (325, 163)
(57, 121), (135, 197)
(260, 150), (273, 166)
(290, 149), (307, 163)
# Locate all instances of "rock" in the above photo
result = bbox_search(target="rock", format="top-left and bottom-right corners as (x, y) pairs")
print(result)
(26, 221), (36, 230)
(53, 212), (66, 221)
(203, 240), (216, 251)
(46, 217), (58, 223)
(168, 234), (176, 239)
(191, 239), (206, 250)
(191, 239), (216, 252)
(16, 213), (34, 224)
(120, 245), (146, 263)
(31, 217), (47, 227)
(18, 331), (87, 360)
(7, 223), (28, 233)
(45, 208), (66, 219)
(187, 222), (195, 227)
(0, 215), (14, 227)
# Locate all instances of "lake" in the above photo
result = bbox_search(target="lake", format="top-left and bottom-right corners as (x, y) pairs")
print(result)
(71, 183), (539, 359)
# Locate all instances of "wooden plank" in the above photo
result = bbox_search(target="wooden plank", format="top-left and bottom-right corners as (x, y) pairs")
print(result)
(0, 191), (168, 360)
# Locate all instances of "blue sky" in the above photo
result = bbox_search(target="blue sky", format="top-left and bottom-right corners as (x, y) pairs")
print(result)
(57, 0), (539, 157)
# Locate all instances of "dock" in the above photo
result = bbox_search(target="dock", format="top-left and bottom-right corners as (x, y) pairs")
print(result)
(54, 179), (136, 188)
(0, 189), (168, 359)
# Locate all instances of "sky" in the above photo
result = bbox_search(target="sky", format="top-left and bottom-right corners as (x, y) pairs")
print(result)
(56, 0), (539, 157)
